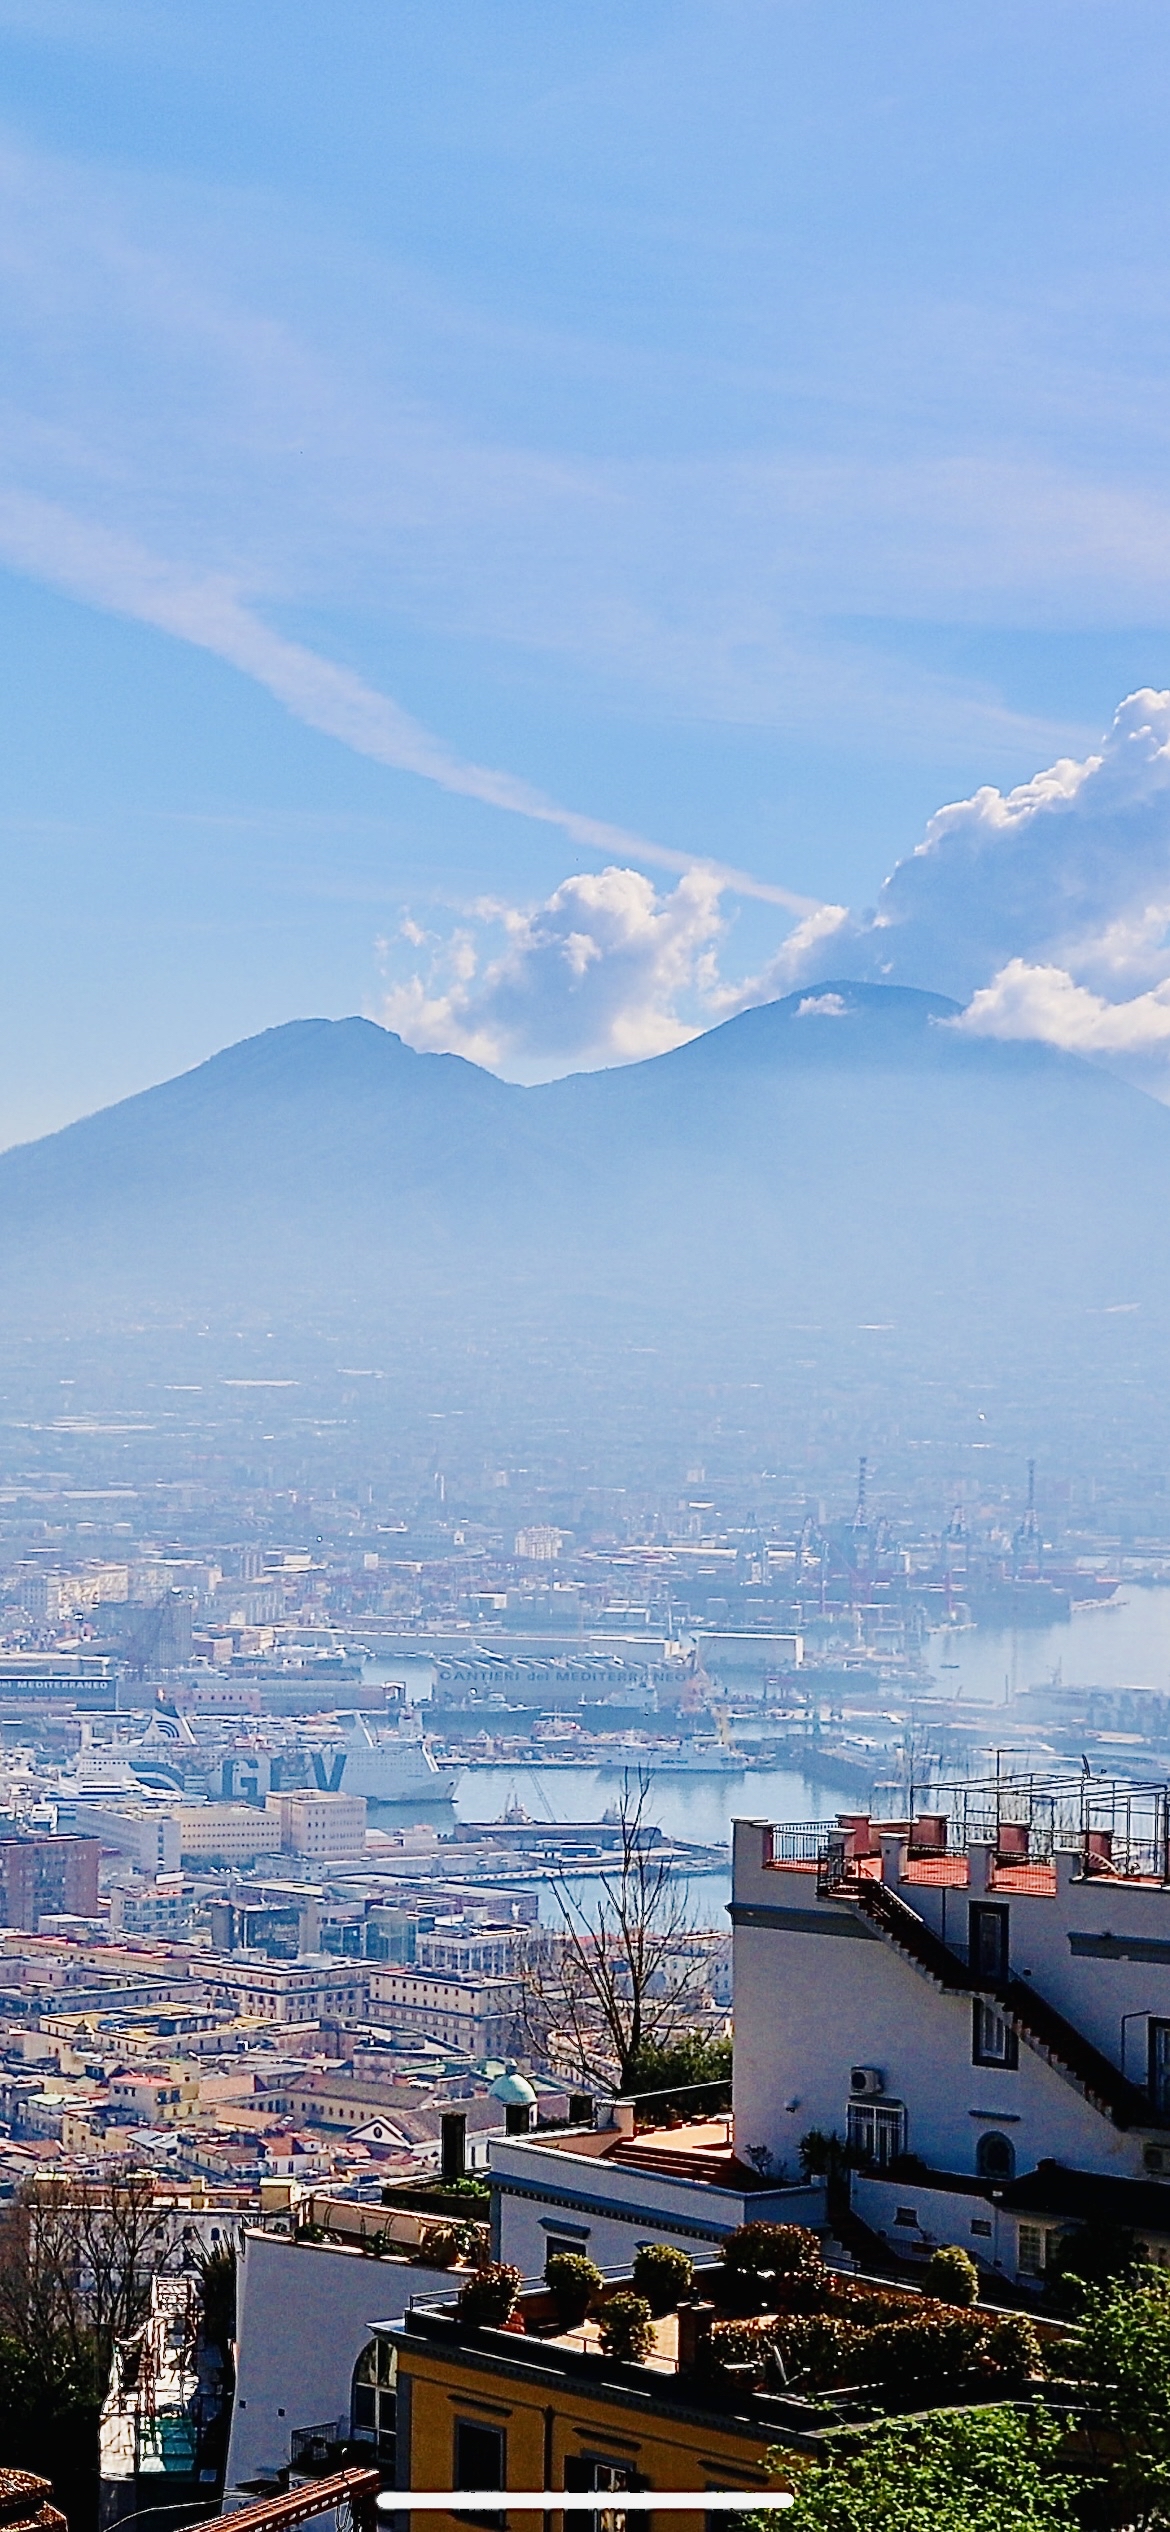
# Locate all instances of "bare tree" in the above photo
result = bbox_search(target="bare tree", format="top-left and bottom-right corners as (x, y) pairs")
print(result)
(525, 1775), (709, 2094)
(0, 2167), (163, 2403)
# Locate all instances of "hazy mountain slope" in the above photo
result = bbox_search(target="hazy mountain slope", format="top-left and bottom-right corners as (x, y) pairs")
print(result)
(2, 988), (1169, 1371)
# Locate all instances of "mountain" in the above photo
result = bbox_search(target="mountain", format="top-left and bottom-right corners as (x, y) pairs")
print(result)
(3, 985), (1169, 1417)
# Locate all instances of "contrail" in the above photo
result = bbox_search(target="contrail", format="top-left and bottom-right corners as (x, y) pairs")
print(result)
(0, 487), (822, 916)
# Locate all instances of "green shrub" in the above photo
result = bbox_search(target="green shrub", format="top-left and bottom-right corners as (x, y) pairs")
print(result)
(598, 2293), (654, 2364)
(456, 2261), (521, 2327)
(722, 2222), (824, 2280)
(545, 2251), (603, 2326)
(712, 2303), (1040, 2401)
(632, 2243), (693, 2316)
(853, 2310), (1040, 2400)
(763, 2407), (1078, 2532)
(924, 2245), (980, 2306)
(717, 2222), (825, 2314)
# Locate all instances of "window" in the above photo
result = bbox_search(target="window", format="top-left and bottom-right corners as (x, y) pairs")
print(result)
(565, 2454), (637, 2532)
(352, 2338), (396, 2464)
(970, 2219), (993, 2238)
(846, 2101), (905, 2167)
(973, 2000), (1018, 2069)
(1150, 2022), (1170, 2119)
(969, 1904), (1009, 1981)
(454, 2418), (505, 2527)
(1017, 2223), (1048, 2279)
(975, 2131), (1016, 2182)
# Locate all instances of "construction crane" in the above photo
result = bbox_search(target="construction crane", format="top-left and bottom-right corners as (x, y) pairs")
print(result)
(1013, 1458), (1041, 1576)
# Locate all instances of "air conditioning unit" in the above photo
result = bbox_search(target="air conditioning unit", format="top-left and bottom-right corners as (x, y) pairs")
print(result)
(849, 2066), (885, 2098)
(1145, 2143), (1168, 2176)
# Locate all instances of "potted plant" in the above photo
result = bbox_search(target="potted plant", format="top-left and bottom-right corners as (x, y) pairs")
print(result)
(545, 2251), (604, 2328)
(632, 2244), (693, 2316)
(457, 2261), (522, 2328)
(598, 2293), (654, 2365)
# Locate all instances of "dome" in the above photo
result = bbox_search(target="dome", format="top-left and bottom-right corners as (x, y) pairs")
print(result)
(490, 2065), (537, 2108)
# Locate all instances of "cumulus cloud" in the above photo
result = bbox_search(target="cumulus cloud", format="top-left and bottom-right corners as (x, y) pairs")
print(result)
(379, 866), (733, 1076)
(790, 689), (1170, 1001)
(378, 688), (1170, 1093)
(958, 962), (1170, 1053)
(768, 686), (1170, 1097)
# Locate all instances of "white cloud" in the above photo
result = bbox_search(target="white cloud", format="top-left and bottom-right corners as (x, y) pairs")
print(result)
(957, 961), (1170, 1054)
(378, 866), (732, 1075)
(796, 992), (849, 1018)
(752, 685), (1170, 1098)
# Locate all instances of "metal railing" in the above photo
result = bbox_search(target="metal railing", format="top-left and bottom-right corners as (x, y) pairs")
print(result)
(763, 1823), (831, 1866)
(766, 1771), (1170, 1883)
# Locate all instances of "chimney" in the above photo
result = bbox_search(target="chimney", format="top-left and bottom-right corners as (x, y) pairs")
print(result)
(677, 2301), (714, 2373)
(440, 2110), (467, 2182)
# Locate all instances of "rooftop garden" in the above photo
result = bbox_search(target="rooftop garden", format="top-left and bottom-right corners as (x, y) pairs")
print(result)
(412, 2224), (1056, 2432)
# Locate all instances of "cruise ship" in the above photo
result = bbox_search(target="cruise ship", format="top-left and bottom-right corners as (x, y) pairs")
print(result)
(312, 1709), (461, 1805)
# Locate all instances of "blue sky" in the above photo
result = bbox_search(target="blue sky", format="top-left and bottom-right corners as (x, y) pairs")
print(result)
(4, 0), (1170, 1140)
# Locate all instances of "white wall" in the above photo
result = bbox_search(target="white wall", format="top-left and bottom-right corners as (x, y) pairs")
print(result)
(225, 2231), (454, 2493)
(730, 1819), (1145, 2187)
(490, 2133), (825, 2279)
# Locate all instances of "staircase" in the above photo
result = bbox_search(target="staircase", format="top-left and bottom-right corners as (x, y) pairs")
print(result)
(844, 1873), (1154, 2131)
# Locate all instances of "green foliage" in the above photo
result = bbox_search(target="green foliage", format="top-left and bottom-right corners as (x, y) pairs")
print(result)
(755, 2408), (1077, 2532)
(799, 2130), (847, 2183)
(709, 2304), (1039, 2399)
(456, 2260), (521, 2327)
(1044, 2221), (1145, 2315)
(598, 2291), (654, 2364)
(631, 2242), (693, 2316)
(923, 2244), (980, 2306)
(197, 2239), (237, 2352)
(1065, 2264), (1170, 2527)
(717, 2222), (825, 2311)
(722, 2223), (825, 2279)
(624, 2033), (732, 2094)
(545, 2250), (604, 2326)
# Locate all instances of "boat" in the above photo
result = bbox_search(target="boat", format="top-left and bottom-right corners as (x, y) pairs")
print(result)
(313, 1708), (461, 1804)
(596, 1736), (746, 1775)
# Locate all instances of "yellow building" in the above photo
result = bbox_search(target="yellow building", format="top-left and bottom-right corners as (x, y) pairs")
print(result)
(386, 2281), (778, 2532)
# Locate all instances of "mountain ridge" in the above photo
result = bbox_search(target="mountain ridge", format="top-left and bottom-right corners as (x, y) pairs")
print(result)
(3, 987), (1169, 1382)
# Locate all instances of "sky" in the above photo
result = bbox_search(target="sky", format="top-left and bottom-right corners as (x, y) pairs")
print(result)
(5, 2), (1170, 1142)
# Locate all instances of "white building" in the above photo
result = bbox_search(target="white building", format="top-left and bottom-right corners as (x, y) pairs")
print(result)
(265, 1791), (367, 1859)
(175, 1805), (281, 1862)
(225, 2227), (469, 2495)
(203, 1954), (369, 2024)
(731, 1786), (1170, 2289)
(79, 1802), (182, 1874)
(490, 2119), (824, 2277)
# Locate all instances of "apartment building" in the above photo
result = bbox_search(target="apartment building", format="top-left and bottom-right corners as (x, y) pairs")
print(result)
(264, 1790), (367, 1859)
(174, 1806), (282, 1863)
(731, 1782), (1170, 2287)
(367, 1965), (524, 2060)
(78, 1803), (182, 1874)
(0, 1835), (100, 1931)
(203, 1954), (369, 2024)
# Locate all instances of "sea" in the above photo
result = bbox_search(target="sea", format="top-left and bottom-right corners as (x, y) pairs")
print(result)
(358, 1586), (1170, 1926)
